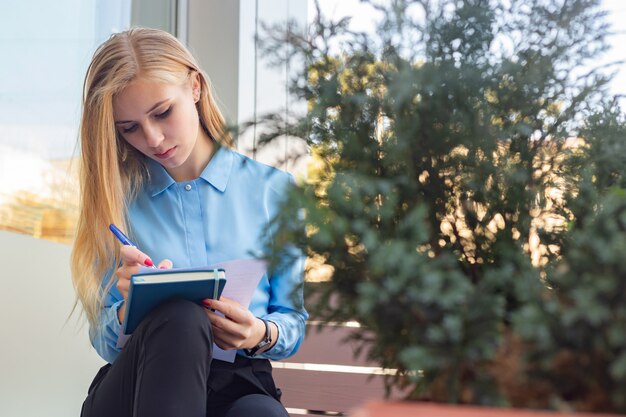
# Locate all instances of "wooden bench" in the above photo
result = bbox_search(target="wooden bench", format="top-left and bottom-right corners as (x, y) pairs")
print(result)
(271, 321), (397, 416)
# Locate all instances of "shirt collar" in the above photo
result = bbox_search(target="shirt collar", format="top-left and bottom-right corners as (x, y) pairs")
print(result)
(198, 145), (233, 192)
(146, 145), (234, 197)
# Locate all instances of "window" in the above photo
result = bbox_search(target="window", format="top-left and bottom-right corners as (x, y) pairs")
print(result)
(0, 0), (130, 243)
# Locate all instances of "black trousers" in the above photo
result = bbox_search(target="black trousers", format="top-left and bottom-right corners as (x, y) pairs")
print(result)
(81, 299), (289, 417)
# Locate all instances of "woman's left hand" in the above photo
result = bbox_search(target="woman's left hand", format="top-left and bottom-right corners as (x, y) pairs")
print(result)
(203, 297), (267, 351)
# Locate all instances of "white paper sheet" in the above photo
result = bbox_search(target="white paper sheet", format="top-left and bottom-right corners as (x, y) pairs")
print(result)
(208, 258), (266, 362)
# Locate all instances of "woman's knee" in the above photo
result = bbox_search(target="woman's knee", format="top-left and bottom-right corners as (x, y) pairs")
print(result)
(139, 298), (211, 344)
(152, 298), (207, 322)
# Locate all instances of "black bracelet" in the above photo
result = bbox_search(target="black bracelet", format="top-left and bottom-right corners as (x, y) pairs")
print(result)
(243, 318), (272, 357)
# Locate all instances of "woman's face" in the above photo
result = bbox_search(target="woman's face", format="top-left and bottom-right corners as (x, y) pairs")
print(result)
(113, 74), (211, 181)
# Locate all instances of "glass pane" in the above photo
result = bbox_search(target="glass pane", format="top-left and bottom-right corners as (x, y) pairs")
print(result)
(0, 0), (130, 243)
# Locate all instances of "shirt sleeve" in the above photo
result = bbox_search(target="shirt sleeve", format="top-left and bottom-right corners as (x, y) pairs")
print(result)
(256, 172), (309, 360)
(258, 253), (308, 360)
(88, 269), (124, 364)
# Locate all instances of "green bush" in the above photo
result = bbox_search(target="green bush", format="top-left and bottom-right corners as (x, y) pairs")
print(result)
(259, 0), (626, 412)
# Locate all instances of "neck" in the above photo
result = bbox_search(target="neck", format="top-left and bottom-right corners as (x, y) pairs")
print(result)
(169, 129), (215, 182)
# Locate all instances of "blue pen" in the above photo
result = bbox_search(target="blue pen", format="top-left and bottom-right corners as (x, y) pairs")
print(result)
(109, 223), (158, 268)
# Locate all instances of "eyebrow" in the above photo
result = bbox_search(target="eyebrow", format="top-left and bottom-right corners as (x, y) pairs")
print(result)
(115, 99), (170, 124)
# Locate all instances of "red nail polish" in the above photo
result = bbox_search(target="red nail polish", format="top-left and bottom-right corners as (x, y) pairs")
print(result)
(144, 258), (154, 267)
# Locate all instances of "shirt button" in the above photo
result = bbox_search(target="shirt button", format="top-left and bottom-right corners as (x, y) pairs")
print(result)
(184, 184), (192, 191)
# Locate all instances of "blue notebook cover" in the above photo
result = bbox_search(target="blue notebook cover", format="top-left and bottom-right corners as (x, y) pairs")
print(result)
(122, 267), (227, 335)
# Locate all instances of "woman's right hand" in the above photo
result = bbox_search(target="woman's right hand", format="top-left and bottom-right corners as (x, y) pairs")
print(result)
(115, 246), (172, 323)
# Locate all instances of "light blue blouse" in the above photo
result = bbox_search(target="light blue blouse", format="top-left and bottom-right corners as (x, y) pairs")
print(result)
(90, 145), (308, 364)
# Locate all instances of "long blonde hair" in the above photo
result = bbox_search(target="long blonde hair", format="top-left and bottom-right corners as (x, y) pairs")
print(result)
(71, 27), (233, 326)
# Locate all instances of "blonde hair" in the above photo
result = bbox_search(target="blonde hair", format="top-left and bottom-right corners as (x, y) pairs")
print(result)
(71, 27), (233, 326)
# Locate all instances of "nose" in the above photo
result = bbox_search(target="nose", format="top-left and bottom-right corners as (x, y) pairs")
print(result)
(143, 123), (164, 148)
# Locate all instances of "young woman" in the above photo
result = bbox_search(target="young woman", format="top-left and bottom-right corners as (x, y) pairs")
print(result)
(71, 27), (307, 417)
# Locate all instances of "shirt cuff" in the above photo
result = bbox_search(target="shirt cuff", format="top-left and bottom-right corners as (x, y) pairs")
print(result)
(257, 313), (304, 360)
(110, 299), (125, 329)
(90, 299), (125, 363)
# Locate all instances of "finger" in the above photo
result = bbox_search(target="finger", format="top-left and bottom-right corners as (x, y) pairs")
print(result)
(205, 310), (246, 340)
(115, 263), (141, 299)
(120, 245), (154, 267)
(208, 320), (242, 350)
(212, 333), (235, 351)
(213, 333), (243, 350)
(157, 259), (173, 269)
(204, 298), (247, 322)
(116, 264), (140, 282)
(205, 309), (231, 330)
(116, 279), (129, 299)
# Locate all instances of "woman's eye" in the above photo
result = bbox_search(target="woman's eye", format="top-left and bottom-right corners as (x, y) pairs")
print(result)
(122, 124), (138, 134)
(155, 107), (172, 119)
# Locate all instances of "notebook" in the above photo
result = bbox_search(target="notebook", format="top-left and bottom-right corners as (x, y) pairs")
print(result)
(121, 267), (227, 335)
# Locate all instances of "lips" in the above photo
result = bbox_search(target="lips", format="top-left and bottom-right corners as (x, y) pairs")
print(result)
(154, 146), (176, 159)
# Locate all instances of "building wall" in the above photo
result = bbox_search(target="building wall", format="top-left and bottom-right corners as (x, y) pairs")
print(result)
(188, 0), (309, 175)
(0, 231), (105, 416)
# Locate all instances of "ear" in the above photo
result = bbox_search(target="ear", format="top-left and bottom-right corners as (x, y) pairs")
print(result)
(191, 72), (201, 103)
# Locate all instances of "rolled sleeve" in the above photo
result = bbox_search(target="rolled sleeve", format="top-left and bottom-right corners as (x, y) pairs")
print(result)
(258, 254), (308, 360)
(261, 309), (307, 360)
(89, 270), (124, 364)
